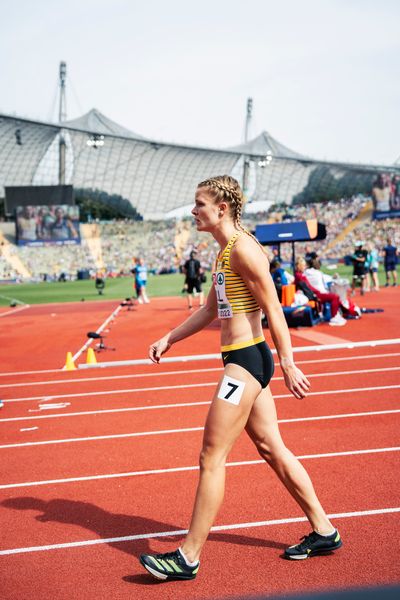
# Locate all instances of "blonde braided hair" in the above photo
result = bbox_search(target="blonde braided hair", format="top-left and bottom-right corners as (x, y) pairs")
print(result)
(197, 175), (262, 246)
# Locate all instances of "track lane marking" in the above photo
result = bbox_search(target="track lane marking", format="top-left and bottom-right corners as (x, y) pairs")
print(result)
(0, 507), (399, 555)
(1, 350), (399, 380)
(77, 339), (400, 370)
(4, 383), (400, 404)
(0, 402), (400, 450)
(0, 304), (30, 318)
(2, 365), (400, 390)
(1, 446), (399, 488)
(1, 404), (400, 424)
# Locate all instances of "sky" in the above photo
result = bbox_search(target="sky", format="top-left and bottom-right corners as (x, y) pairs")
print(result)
(1, 0), (399, 165)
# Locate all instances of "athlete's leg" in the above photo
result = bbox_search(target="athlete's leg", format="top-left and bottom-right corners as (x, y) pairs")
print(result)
(364, 271), (371, 292)
(245, 385), (333, 534)
(137, 285), (144, 304)
(385, 266), (390, 286)
(142, 285), (150, 303)
(181, 364), (261, 562)
(372, 269), (380, 291)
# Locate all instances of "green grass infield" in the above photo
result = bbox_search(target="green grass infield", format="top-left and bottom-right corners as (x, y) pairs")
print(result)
(0, 265), (397, 306)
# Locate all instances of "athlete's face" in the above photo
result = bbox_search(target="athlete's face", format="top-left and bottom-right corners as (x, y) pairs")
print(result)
(192, 189), (220, 232)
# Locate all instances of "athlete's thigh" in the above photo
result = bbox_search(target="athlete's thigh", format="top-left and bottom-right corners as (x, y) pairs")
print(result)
(245, 385), (284, 447)
(203, 363), (261, 451)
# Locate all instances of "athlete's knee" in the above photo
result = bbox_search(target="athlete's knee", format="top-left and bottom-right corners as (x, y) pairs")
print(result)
(198, 444), (227, 472)
(253, 435), (287, 465)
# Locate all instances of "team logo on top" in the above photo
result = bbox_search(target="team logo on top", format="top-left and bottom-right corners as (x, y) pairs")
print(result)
(217, 272), (224, 285)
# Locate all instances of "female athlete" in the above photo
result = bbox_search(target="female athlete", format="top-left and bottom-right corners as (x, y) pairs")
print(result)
(140, 175), (342, 581)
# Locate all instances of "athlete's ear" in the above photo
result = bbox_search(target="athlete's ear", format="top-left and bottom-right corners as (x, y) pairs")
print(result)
(218, 201), (228, 217)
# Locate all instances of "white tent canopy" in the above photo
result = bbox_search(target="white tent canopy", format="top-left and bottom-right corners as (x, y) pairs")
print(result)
(0, 110), (396, 219)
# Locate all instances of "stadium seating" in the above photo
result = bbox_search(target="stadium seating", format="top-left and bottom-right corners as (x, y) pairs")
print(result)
(0, 194), (399, 281)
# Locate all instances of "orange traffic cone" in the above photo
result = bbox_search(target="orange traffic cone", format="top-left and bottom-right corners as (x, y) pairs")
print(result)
(86, 347), (97, 365)
(64, 352), (77, 371)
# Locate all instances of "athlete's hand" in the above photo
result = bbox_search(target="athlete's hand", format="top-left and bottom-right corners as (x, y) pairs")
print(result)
(149, 336), (171, 363)
(281, 362), (310, 399)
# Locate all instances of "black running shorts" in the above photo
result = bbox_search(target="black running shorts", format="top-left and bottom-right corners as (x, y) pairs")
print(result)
(221, 341), (274, 388)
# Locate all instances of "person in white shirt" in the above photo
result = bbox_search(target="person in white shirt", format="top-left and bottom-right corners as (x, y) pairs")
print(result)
(304, 256), (333, 294)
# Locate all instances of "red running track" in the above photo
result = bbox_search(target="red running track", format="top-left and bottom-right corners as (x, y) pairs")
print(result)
(0, 288), (399, 599)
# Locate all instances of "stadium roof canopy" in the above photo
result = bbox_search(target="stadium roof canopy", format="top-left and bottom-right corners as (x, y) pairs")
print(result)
(228, 130), (307, 160)
(0, 109), (398, 219)
(64, 108), (147, 140)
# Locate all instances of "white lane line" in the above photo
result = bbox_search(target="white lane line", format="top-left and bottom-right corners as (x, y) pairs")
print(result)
(0, 368), (222, 388)
(36, 403), (71, 411)
(0, 304), (30, 318)
(4, 382), (215, 403)
(0, 506), (399, 556)
(0, 446), (399, 490)
(77, 338), (400, 370)
(4, 383), (400, 404)
(297, 352), (400, 366)
(1, 351), (399, 380)
(0, 426), (205, 449)
(1, 401), (399, 425)
(1, 391), (400, 448)
(3, 365), (399, 389)
(0, 401), (211, 422)
(0, 368), (63, 377)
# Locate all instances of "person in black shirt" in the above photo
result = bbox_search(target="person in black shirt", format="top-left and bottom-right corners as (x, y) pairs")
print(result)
(383, 238), (398, 287)
(183, 250), (204, 309)
(351, 242), (368, 296)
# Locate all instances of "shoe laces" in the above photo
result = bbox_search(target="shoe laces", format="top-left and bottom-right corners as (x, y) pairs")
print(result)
(155, 550), (183, 565)
(297, 531), (320, 551)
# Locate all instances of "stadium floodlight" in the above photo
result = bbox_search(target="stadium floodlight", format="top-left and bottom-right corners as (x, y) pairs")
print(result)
(87, 134), (105, 148)
(258, 152), (273, 168)
(15, 129), (22, 145)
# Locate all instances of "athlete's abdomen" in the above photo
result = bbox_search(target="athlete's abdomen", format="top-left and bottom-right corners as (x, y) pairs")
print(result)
(220, 310), (263, 348)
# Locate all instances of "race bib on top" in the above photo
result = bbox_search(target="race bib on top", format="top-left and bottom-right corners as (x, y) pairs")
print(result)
(214, 269), (233, 319)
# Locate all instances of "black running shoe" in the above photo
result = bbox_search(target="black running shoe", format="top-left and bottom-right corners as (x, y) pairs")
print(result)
(140, 549), (199, 580)
(285, 529), (342, 560)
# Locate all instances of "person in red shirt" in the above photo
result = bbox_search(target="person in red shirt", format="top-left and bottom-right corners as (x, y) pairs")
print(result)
(294, 257), (346, 326)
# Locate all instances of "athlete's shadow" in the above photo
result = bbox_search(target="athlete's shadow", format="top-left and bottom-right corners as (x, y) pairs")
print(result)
(1, 496), (286, 560)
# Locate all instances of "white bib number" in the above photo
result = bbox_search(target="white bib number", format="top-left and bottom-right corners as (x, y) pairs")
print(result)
(217, 375), (245, 406)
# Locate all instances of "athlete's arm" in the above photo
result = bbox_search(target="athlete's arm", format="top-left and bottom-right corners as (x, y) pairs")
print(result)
(231, 237), (310, 399)
(149, 287), (217, 363)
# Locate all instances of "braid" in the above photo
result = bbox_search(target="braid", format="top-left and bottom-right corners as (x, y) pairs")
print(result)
(198, 175), (263, 248)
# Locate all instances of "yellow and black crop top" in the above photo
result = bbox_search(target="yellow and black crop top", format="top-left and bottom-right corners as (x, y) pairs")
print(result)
(213, 232), (260, 319)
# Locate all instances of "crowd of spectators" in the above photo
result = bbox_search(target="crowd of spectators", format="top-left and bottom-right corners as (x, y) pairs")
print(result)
(0, 193), (399, 282)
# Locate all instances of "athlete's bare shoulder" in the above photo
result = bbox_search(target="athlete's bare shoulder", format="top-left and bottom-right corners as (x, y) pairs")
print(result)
(231, 231), (269, 272)
(235, 231), (268, 259)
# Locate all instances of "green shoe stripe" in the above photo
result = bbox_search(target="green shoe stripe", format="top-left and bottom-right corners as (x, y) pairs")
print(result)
(148, 556), (165, 571)
(167, 559), (183, 573)
(158, 559), (174, 573)
(334, 532), (340, 543)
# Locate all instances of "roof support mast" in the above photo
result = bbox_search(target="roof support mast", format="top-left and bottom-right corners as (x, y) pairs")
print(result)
(242, 97), (252, 198)
(59, 61), (67, 185)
